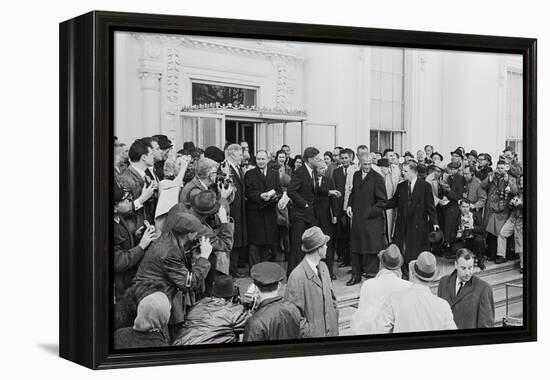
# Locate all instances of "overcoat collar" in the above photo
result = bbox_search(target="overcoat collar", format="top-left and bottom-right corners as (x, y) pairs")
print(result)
(300, 258), (323, 289)
(447, 270), (474, 307)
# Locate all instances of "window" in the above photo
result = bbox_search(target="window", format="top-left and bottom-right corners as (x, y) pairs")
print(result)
(191, 82), (257, 107)
(370, 48), (405, 153)
(505, 70), (523, 162)
(370, 130), (403, 153)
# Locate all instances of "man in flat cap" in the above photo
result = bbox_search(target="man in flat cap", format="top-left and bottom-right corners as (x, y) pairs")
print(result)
(351, 244), (411, 335)
(243, 262), (306, 341)
(286, 226), (339, 337)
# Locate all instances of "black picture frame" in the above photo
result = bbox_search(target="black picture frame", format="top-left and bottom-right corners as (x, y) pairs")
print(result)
(59, 10), (537, 369)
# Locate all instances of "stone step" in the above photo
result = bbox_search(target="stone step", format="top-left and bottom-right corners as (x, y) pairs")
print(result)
(338, 279), (523, 334)
(336, 260), (522, 309)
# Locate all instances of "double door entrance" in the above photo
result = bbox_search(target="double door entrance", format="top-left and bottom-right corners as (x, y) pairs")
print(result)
(225, 120), (256, 153)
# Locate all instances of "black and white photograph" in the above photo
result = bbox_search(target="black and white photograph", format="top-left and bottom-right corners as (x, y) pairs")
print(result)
(112, 31), (525, 349)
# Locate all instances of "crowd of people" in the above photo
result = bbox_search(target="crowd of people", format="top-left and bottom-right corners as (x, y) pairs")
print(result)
(112, 135), (523, 347)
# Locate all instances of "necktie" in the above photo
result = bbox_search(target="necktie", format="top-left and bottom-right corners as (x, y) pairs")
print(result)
(316, 264), (322, 282)
(456, 281), (464, 295)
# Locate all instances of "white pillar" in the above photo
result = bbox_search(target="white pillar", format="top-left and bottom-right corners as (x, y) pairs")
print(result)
(139, 71), (162, 135)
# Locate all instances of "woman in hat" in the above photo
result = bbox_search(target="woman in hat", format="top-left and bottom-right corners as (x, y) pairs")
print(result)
(114, 292), (171, 349)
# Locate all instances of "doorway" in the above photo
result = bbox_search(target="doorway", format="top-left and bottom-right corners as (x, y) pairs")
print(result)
(225, 120), (255, 153)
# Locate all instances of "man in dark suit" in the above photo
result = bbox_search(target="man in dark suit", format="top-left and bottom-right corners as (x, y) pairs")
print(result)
(117, 139), (158, 231)
(437, 248), (495, 329)
(244, 150), (282, 266)
(221, 144), (248, 277)
(315, 162), (340, 279)
(333, 148), (352, 267)
(441, 160), (466, 257)
(346, 154), (388, 285)
(386, 162), (439, 279)
(287, 147), (323, 276)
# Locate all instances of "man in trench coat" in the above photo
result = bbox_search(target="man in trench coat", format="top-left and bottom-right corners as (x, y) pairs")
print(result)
(244, 150), (282, 266)
(346, 154), (388, 285)
(386, 162), (439, 279)
(285, 227), (339, 337)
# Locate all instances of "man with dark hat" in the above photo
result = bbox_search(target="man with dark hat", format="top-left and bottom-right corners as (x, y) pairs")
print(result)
(113, 181), (157, 303)
(243, 262), (306, 341)
(440, 161), (465, 256)
(351, 244), (412, 335)
(450, 148), (464, 173)
(373, 251), (456, 333)
(431, 152), (444, 169)
(152, 134), (173, 181)
(286, 227), (339, 337)
(172, 275), (250, 345)
(466, 150), (478, 167)
(481, 160), (518, 262)
(475, 153), (493, 181)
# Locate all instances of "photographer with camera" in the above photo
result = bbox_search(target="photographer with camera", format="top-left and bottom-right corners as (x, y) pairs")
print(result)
(449, 199), (487, 270)
(243, 262), (307, 341)
(481, 160), (518, 263)
(119, 209), (214, 340)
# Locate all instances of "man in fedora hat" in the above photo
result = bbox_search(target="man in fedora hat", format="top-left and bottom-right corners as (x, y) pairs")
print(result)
(350, 244), (412, 335)
(373, 251), (456, 333)
(285, 226), (339, 337)
(244, 262), (306, 341)
(173, 275), (250, 345)
(437, 248), (494, 329)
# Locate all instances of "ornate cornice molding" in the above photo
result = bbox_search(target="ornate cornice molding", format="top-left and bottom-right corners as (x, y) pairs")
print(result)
(130, 32), (304, 62)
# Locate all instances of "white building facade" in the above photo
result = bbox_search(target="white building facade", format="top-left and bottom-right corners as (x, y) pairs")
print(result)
(115, 32), (523, 162)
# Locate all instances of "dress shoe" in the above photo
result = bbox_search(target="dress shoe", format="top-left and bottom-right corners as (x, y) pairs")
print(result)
(346, 276), (361, 286)
(339, 262), (349, 268)
(495, 257), (507, 264)
(477, 256), (486, 270)
(347, 269), (352, 274)
(230, 271), (246, 279)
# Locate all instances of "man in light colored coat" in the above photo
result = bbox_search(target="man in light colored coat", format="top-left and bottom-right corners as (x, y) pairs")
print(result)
(463, 165), (487, 222)
(350, 244), (411, 335)
(286, 226), (339, 337)
(373, 251), (457, 333)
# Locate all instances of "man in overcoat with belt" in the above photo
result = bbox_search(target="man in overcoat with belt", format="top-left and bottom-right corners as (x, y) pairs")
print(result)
(386, 162), (439, 279)
(285, 227), (339, 337)
(346, 154), (388, 285)
(244, 150), (282, 266)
